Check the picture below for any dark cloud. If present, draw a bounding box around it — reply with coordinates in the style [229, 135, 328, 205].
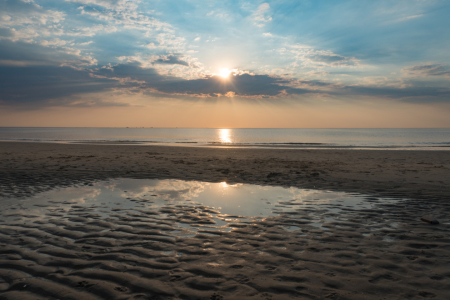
[0, 39, 57, 65]
[98, 62, 161, 81]
[153, 55, 189, 66]
[154, 74, 311, 96]
[294, 79, 332, 87]
[0, 30, 110, 106]
[0, 60, 315, 107]
[97, 64, 312, 97]
[403, 63, 450, 77]
[0, 66, 113, 105]
[308, 54, 347, 63]
[306, 53, 358, 66]
[342, 85, 450, 103]
[0, 39, 92, 66]
[1, 58, 449, 108]
[0, 27, 13, 38]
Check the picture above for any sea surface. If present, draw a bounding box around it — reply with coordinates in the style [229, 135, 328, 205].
[0, 127, 449, 149]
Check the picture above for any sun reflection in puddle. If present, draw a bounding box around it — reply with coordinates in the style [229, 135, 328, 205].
[1, 178, 400, 238]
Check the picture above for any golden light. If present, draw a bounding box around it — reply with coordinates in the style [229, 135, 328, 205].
[219, 128, 232, 143]
[219, 181, 240, 188]
[218, 68, 231, 78]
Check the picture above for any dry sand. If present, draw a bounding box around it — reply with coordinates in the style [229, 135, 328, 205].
[0, 141, 450, 299]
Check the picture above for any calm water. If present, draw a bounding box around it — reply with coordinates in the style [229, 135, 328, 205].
[1, 179, 399, 235]
[0, 127, 449, 148]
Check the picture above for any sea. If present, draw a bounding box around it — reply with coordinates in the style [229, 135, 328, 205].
[0, 127, 449, 149]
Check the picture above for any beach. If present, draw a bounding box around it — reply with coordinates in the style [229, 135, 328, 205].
[2, 141, 450, 199]
[1, 141, 450, 299]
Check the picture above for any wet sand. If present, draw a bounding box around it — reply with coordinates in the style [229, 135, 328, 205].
[1, 141, 450, 299]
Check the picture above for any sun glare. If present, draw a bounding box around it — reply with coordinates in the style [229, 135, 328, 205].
[219, 128, 232, 143]
[218, 68, 231, 78]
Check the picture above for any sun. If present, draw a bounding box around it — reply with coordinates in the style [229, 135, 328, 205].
[218, 68, 232, 78]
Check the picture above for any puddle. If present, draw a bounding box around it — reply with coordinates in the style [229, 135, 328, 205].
[286, 226, 302, 231]
[383, 236, 396, 242]
[0, 178, 400, 237]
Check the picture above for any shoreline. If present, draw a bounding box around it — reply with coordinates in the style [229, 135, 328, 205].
[1, 141, 449, 200]
[1, 139, 450, 151]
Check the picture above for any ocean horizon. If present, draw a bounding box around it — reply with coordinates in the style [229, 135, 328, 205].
[1, 127, 449, 149]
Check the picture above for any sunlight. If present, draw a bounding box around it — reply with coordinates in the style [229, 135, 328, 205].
[219, 128, 232, 143]
[218, 68, 231, 78]
[220, 182, 241, 188]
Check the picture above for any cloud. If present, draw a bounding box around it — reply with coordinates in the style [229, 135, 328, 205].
[0, 59, 316, 107]
[0, 27, 13, 38]
[1, 0, 449, 110]
[94, 62, 312, 97]
[65, 24, 118, 37]
[396, 14, 423, 22]
[65, 0, 139, 11]
[2, 59, 449, 109]
[0, 65, 113, 106]
[115, 54, 202, 79]
[40, 38, 67, 47]
[154, 74, 311, 97]
[289, 44, 360, 68]
[0, 39, 95, 67]
[308, 54, 352, 65]
[402, 63, 450, 77]
[0, 0, 65, 26]
[343, 85, 450, 102]
[152, 55, 189, 67]
[75, 1, 170, 33]
[253, 3, 272, 27]
[148, 33, 186, 51]
[0, 0, 65, 42]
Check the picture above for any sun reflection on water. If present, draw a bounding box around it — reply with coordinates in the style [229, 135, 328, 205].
[219, 128, 232, 143]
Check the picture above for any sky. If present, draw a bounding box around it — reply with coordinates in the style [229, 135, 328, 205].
[0, 0, 449, 128]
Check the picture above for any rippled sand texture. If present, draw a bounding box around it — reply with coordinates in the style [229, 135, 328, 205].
[1, 179, 450, 300]
[1, 142, 450, 299]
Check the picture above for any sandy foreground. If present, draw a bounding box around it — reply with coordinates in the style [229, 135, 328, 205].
[0, 141, 450, 300]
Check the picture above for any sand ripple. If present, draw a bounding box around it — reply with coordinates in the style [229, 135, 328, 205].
[1, 189, 450, 300]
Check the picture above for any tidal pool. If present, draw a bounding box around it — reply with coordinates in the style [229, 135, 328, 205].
[1, 179, 444, 300]
[1, 179, 399, 236]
